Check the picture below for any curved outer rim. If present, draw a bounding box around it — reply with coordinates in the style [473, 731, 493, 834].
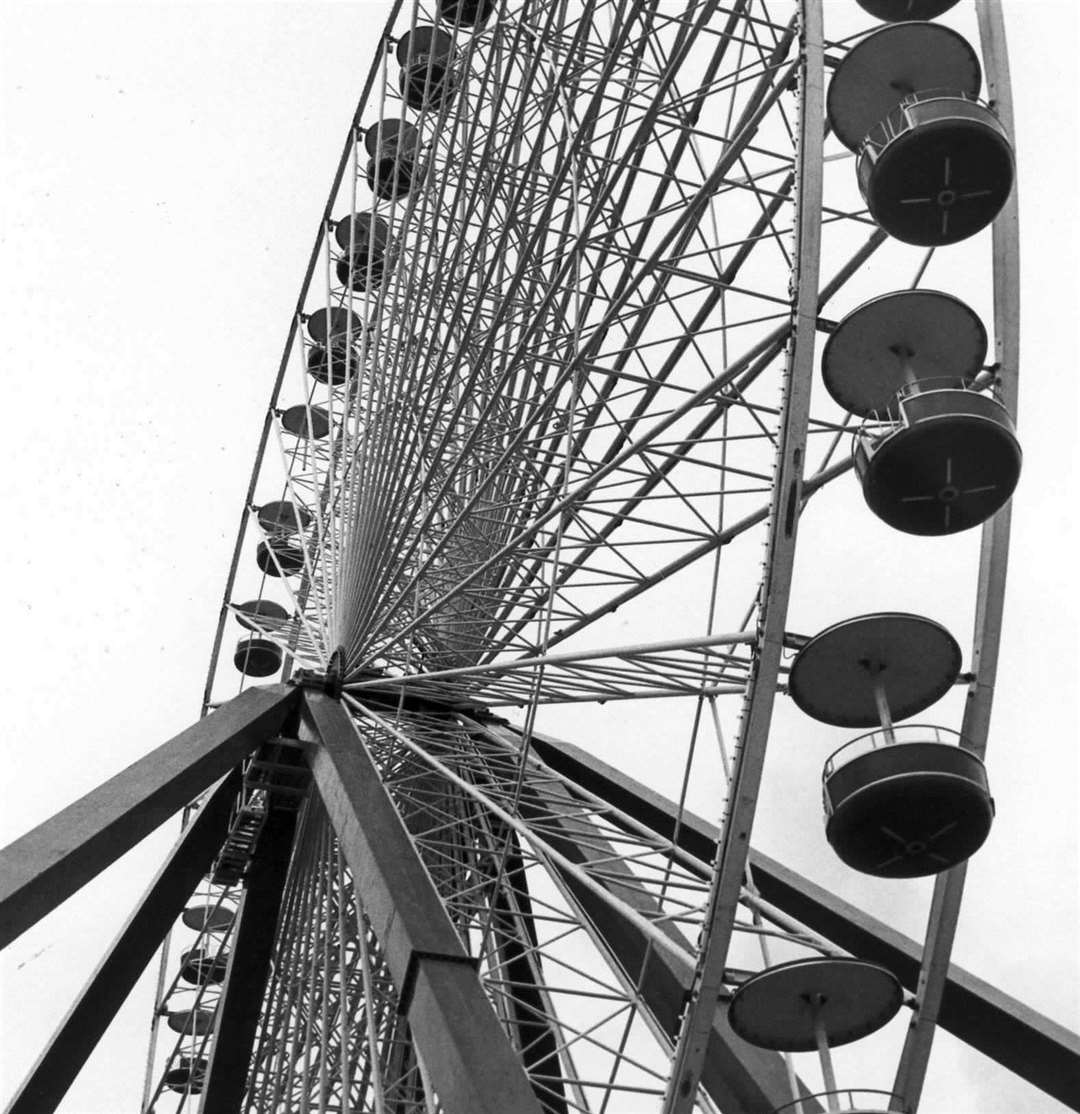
[889, 3, 1019, 1111]
[662, 4, 825, 1110]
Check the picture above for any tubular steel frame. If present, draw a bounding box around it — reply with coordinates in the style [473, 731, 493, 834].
[2, 2, 1066, 1114]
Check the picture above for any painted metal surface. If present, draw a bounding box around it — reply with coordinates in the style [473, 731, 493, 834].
[0, 684, 299, 950]
[302, 692, 545, 1114]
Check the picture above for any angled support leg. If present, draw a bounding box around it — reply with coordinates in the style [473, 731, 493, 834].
[483, 824, 570, 1114]
[300, 692, 545, 1114]
[199, 743, 309, 1114]
[477, 722, 823, 1114]
[5, 768, 243, 1114]
[525, 729, 1080, 1110]
[0, 683, 300, 949]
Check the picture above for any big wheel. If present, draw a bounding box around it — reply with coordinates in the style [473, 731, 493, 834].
[4, 3, 1069, 1114]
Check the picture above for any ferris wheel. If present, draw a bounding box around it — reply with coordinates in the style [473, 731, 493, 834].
[2, 1, 1074, 1113]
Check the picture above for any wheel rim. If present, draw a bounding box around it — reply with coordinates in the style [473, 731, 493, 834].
[164, 3, 1020, 1112]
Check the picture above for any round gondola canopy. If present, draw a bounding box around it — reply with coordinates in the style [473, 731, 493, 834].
[167, 1008, 216, 1036]
[257, 500, 313, 535]
[363, 118, 421, 156]
[827, 23, 981, 151]
[256, 540, 306, 577]
[822, 290, 986, 417]
[281, 405, 330, 439]
[856, 0, 960, 20]
[234, 636, 283, 677]
[181, 903, 237, 932]
[334, 212, 390, 254]
[164, 1057, 208, 1094]
[234, 599, 290, 631]
[788, 612, 961, 727]
[728, 958, 902, 1051]
[396, 25, 455, 66]
[307, 306, 366, 345]
[437, 0, 495, 27]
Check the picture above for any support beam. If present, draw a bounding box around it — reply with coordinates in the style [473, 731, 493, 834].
[0, 684, 300, 950]
[478, 722, 822, 1114]
[5, 770, 242, 1114]
[300, 692, 545, 1114]
[522, 728, 1080, 1110]
[199, 745, 308, 1114]
[485, 827, 570, 1114]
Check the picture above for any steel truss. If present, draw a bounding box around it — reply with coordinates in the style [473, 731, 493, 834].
[3, 1, 1073, 1112]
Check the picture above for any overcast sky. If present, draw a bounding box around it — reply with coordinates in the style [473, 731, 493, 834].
[0, 2, 1076, 1112]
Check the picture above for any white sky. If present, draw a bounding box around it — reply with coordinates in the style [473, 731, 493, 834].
[0, 2, 1077, 1112]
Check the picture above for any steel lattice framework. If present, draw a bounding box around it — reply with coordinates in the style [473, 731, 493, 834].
[3, 3, 1077, 1114]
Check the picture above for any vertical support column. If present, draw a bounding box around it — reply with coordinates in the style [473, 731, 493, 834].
[300, 692, 545, 1114]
